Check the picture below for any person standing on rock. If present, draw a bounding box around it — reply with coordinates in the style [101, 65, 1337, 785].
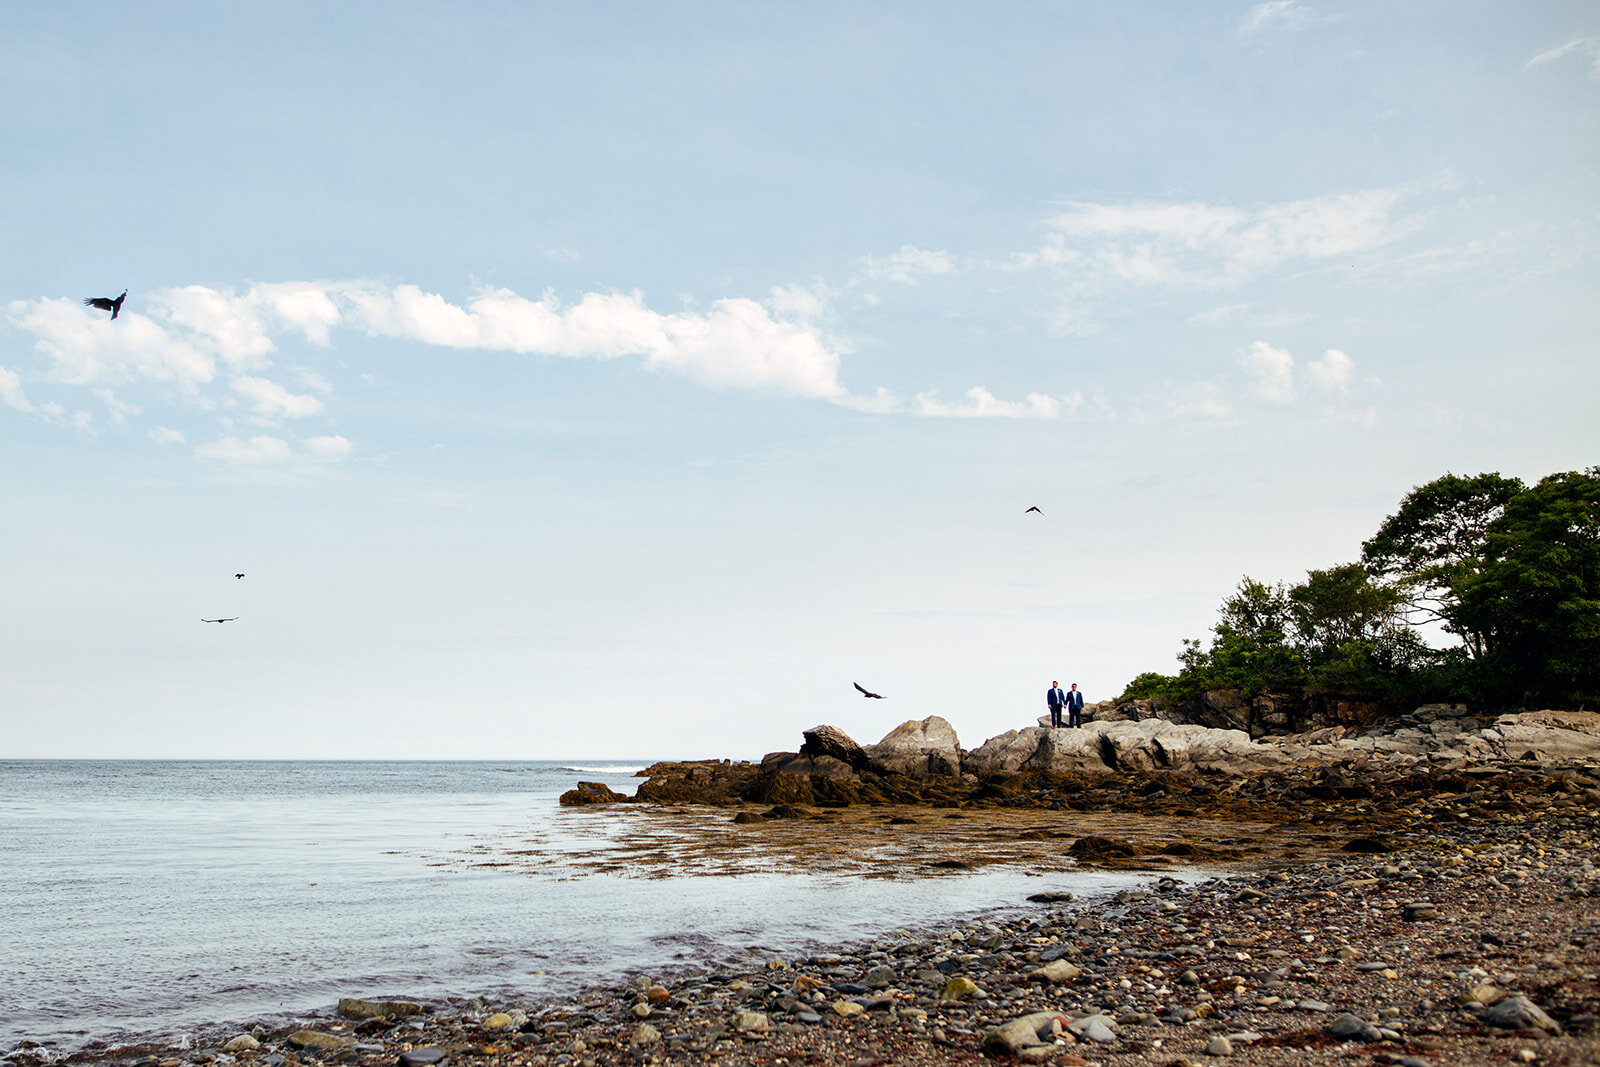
[1066, 683, 1085, 728]
[1047, 681, 1067, 728]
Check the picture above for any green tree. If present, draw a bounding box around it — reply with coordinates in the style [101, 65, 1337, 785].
[1461, 468, 1600, 705]
[1288, 563, 1406, 659]
[1173, 578, 1305, 695]
[1361, 471, 1525, 659]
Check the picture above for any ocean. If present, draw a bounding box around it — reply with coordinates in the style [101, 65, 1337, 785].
[1, 760, 1156, 1050]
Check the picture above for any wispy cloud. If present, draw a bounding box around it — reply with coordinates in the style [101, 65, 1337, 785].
[858, 245, 955, 285]
[912, 387, 1080, 420]
[1240, 1, 1342, 36]
[1025, 188, 1410, 287]
[1524, 37, 1600, 78]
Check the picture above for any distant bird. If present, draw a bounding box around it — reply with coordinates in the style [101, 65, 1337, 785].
[1024, 506, 1042, 514]
[83, 291, 127, 320]
[234, 573, 245, 579]
[201, 617, 239, 624]
[854, 682, 885, 699]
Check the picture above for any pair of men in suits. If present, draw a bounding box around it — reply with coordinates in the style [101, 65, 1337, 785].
[1046, 681, 1084, 728]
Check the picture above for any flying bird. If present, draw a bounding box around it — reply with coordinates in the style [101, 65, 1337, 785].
[234, 573, 245, 579]
[1024, 506, 1042, 514]
[83, 291, 127, 320]
[854, 682, 885, 699]
[201, 617, 240, 624]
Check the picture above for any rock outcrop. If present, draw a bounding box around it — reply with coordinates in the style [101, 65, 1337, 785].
[596, 708, 1600, 812]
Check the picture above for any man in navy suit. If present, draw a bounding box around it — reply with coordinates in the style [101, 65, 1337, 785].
[1046, 681, 1066, 728]
[1065, 683, 1085, 728]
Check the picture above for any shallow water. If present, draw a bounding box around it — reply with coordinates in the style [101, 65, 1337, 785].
[1, 760, 1163, 1050]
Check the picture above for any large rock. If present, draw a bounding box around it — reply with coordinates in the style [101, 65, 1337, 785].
[1493, 712, 1600, 762]
[964, 728, 1045, 775]
[866, 716, 963, 776]
[800, 725, 869, 768]
[1026, 725, 1116, 773]
[558, 781, 628, 806]
[981, 1012, 1067, 1055]
[749, 752, 863, 805]
[337, 996, 423, 1019]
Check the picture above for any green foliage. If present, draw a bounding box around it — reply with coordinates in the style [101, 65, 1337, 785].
[1116, 671, 1180, 702]
[1120, 467, 1600, 712]
[1361, 471, 1524, 658]
[1460, 467, 1600, 706]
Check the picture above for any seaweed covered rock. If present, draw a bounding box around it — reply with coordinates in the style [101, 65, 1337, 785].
[558, 781, 629, 805]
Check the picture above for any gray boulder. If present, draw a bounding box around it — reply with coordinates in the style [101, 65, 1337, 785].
[1482, 995, 1561, 1033]
[866, 716, 962, 776]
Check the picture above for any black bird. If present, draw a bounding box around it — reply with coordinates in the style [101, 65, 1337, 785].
[1025, 506, 1042, 514]
[84, 291, 127, 320]
[234, 573, 245, 579]
[201, 617, 240, 624]
[854, 682, 885, 699]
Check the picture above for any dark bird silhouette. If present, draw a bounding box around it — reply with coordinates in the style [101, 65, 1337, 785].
[854, 682, 885, 699]
[84, 291, 127, 320]
[234, 573, 245, 579]
[1024, 506, 1042, 514]
[201, 617, 239, 624]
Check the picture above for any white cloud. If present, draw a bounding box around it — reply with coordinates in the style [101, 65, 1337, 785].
[0, 366, 32, 412]
[305, 435, 352, 459]
[859, 245, 955, 285]
[8, 278, 1079, 435]
[1241, 1, 1341, 35]
[1240, 341, 1296, 403]
[1524, 37, 1600, 78]
[337, 283, 850, 399]
[8, 297, 215, 387]
[1187, 302, 1252, 326]
[231, 375, 325, 420]
[1140, 382, 1233, 422]
[1033, 188, 1410, 288]
[93, 388, 140, 424]
[195, 432, 351, 469]
[149, 426, 186, 446]
[1306, 348, 1353, 392]
[912, 387, 1079, 420]
[196, 434, 293, 465]
[764, 283, 829, 322]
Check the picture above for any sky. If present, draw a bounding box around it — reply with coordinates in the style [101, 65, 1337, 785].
[2, 1, 1597, 760]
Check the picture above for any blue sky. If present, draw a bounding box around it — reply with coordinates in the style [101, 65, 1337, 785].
[3, 2, 1597, 759]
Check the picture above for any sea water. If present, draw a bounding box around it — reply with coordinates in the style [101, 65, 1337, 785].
[1, 760, 1157, 1049]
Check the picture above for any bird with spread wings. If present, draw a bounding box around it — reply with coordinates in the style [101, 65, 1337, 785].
[83, 291, 127, 320]
[201, 617, 240, 624]
[854, 682, 885, 699]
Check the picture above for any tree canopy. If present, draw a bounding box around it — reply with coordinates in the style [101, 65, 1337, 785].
[1121, 467, 1599, 711]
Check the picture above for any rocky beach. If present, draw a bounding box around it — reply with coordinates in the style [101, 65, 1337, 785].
[10, 705, 1600, 1067]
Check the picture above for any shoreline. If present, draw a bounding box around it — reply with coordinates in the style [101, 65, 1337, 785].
[15, 771, 1599, 1067]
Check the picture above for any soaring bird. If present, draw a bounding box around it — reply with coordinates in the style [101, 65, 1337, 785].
[234, 573, 245, 579]
[83, 291, 127, 320]
[201, 617, 240, 624]
[854, 682, 885, 699]
[1025, 506, 1042, 514]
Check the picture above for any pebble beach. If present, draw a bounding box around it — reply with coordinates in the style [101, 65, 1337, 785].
[15, 731, 1599, 1067]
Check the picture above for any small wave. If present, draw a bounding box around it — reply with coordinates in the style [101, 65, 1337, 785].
[560, 765, 648, 774]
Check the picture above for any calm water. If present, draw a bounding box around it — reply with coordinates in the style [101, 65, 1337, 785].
[1, 760, 1155, 1050]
